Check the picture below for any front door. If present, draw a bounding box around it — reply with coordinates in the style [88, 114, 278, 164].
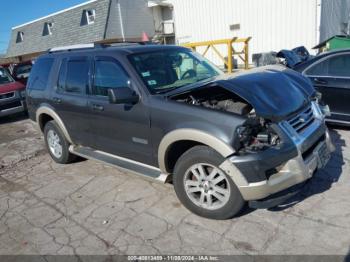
[87, 56, 153, 165]
[304, 53, 350, 122]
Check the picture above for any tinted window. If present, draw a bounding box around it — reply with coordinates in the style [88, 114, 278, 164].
[57, 58, 89, 94]
[93, 60, 129, 96]
[27, 58, 54, 90]
[305, 60, 328, 76]
[328, 54, 350, 77]
[305, 54, 350, 77]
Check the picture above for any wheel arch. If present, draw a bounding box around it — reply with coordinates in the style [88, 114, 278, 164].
[158, 128, 235, 173]
[36, 106, 73, 144]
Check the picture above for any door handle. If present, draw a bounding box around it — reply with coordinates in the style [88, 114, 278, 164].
[92, 104, 104, 111]
[314, 78, 327, 85]
[53, 97, 62, 104]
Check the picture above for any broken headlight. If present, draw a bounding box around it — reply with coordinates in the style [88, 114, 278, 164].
[234, 117, 280, 153]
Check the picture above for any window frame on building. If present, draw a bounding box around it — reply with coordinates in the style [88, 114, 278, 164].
[16, 31, 24, 43]
[81, 9, 96, 26]
[43, 22, 54, 36]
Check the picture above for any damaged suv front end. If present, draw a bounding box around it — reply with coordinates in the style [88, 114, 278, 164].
[130, 46, 334, 217]
[228, 100, 333, 207]
[158, 62, 334, 209]
[196, 67, 336, 207]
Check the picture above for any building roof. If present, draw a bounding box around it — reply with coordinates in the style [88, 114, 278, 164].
[12, 0, 98, 30]
[6, 0, 156, 59]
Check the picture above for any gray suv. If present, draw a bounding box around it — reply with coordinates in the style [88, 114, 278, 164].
[26, 43, 334, 219]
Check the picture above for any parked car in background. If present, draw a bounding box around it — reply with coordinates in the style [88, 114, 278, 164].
[293, 49, 350, 125]
[27, 43, 333, 219]
[12, 62, 33, 85]
[0, 66, 26, 117]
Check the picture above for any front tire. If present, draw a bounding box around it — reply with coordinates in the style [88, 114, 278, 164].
[44, 120, 76, 164]
[173, 146, 245, 219]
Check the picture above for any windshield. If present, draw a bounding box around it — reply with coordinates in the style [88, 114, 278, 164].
[0, 68, 14, 85]
[129, 49, 223, 94]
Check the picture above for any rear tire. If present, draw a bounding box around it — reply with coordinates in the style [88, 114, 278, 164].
[173, 145, 245, 220]
[44, 120, 76, 164]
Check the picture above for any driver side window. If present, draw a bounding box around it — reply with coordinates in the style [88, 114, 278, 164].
[92, 59, 130, 97]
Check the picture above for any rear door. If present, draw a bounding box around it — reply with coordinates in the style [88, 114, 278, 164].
[51, 56, 91, 146]
[304, 52, 350, 122]
[87, 56, 153, 165]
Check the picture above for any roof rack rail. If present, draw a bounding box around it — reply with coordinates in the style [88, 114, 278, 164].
[48, 41, 157, 53]
[48, 43, 103, 53]
[100, 41, 155, 47]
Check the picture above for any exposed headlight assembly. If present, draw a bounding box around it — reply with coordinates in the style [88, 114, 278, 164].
[234, 117, 280, 153]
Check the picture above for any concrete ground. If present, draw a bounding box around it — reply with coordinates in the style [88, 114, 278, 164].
[0, 114, 350, 256]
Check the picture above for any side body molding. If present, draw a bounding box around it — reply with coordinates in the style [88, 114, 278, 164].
[158, 128, 235, 173]
[36, 106, 73, 144]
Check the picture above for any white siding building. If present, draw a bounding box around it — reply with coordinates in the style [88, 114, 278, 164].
[157, 0, 350, 65]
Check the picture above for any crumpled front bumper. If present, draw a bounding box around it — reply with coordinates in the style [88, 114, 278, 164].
[237, 129, 333, 200]
[220, 103, 335, 202]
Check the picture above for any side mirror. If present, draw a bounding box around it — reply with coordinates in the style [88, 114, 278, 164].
[108, 87, 139, 104]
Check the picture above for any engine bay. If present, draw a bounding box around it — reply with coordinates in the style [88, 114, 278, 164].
[170, 85, 280, 153]
[170, 86, 254, 116]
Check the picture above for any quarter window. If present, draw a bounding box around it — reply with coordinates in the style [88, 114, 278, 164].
[92, 59, 130, 97]
[27, 58, 54, 90]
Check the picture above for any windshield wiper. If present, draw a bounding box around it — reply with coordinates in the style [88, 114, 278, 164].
[154, 86, 185, 94]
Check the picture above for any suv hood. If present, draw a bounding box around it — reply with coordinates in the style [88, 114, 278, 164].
[168, 65, 315, 122]
[0, 81, 25, 94]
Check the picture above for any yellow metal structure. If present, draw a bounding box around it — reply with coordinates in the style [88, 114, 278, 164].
[182, 37, 251, 72]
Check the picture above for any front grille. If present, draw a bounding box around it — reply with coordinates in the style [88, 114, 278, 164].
[0, 101, 21, 111]
[288, 105, 315, 133]
[0, 92, 15, 100]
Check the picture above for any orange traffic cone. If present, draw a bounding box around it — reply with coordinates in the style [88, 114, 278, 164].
[141, 31, 150, 42]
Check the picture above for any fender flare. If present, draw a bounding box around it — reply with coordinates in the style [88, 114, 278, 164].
[158, 128, 235, 173]
[36, 106, 73, 144]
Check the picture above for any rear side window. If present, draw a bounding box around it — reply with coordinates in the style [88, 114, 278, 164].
[57, 58, 89, 94]
[328, 54, 350, 77]
[27, 58, 54, 90]
[305, 54, 350, 77]
[305, 60, 328, 76]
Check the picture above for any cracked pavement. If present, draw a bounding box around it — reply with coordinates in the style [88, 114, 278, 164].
[0, 115, 350, 256]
